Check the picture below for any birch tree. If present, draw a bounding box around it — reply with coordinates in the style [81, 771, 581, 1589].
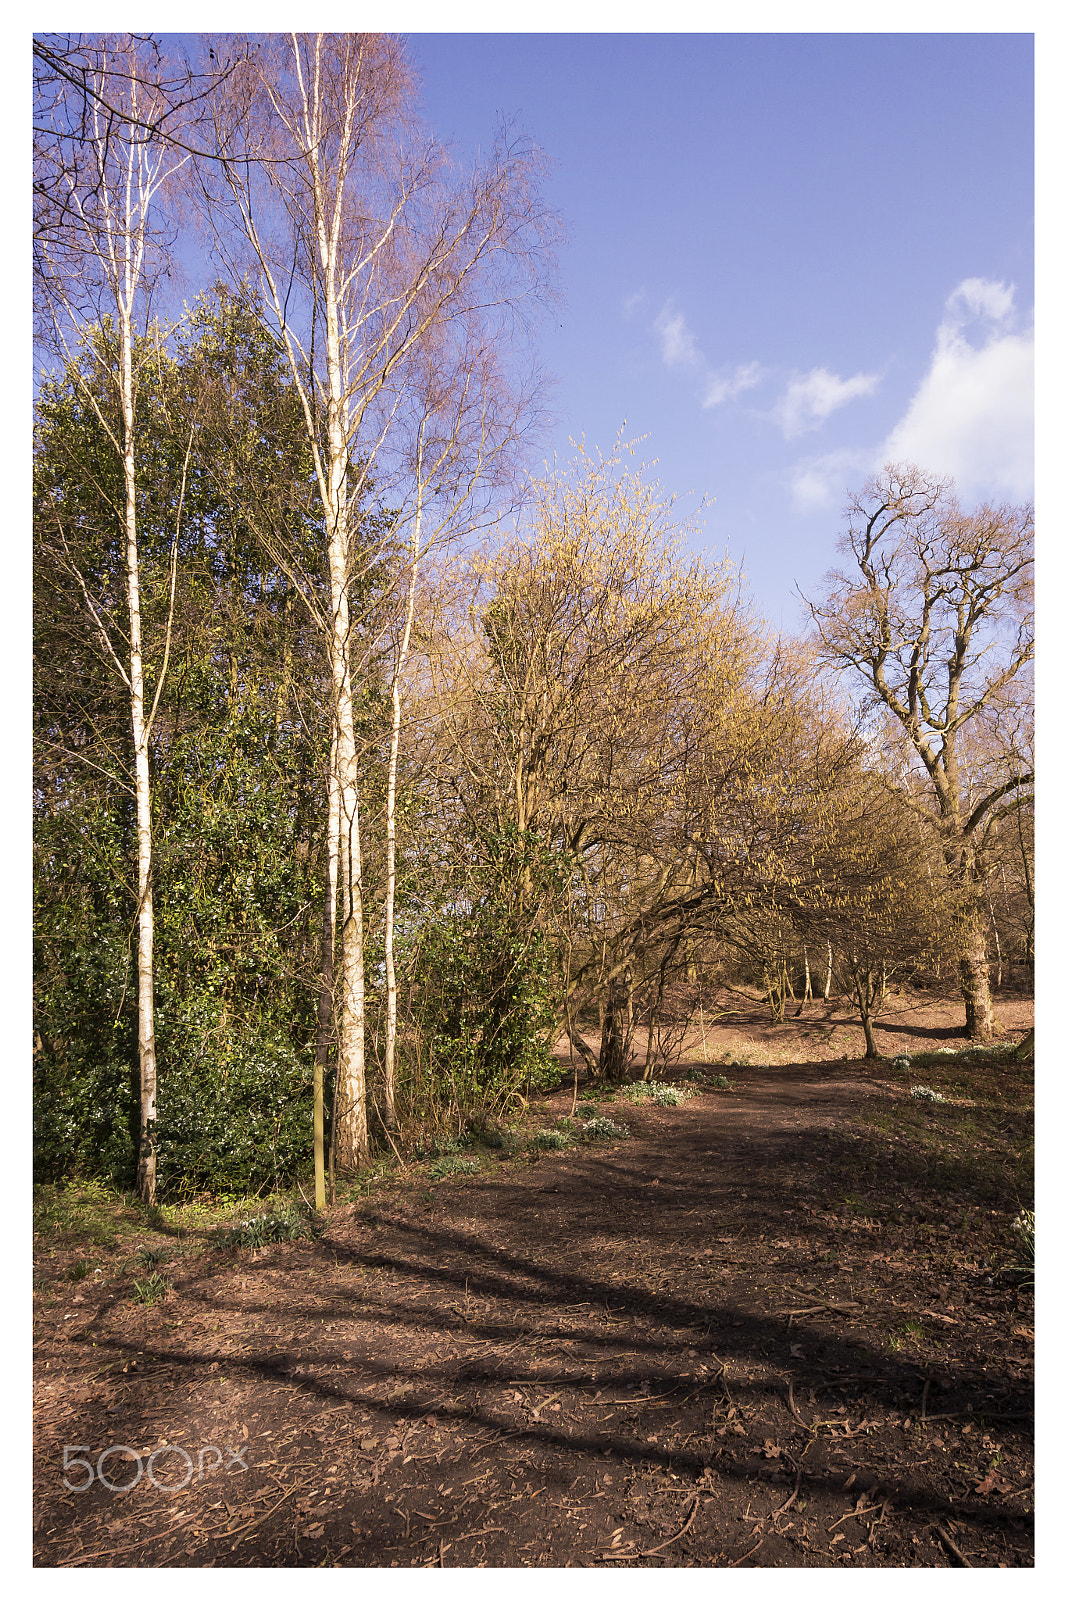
[203, 32, 554, 1170]
[807, 465, 1033, 1040]
[34, 35, 193, 1203]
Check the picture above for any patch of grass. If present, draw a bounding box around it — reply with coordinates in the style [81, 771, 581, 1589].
[131, 1270, 169, 1306]
[427, 1155, 480, 1180]
[33, 1178, 145, 1250]
[213, 1202, 321, 1251]
[65, 1258, 92, 1282]
[705, 1074, 734, 1091]
[886, 1319, 929, 1353]
[135, 1243, 171, 1269]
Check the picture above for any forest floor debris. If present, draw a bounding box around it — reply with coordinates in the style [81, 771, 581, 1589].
[33, 990, 1034, 1568]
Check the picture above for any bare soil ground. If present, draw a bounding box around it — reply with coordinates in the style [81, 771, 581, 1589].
[33, 989, 1034, 1568]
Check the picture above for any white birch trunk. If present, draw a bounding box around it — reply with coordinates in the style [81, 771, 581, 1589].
[383, 433, 425, 1131]
[314, 730, 340, 1209]
[122, 298, 158, 1205]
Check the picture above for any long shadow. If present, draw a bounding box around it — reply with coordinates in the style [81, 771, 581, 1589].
[69, 1314, 1031, 1568]
[873, 1019, 968, 1042]
[48, 1105, 1031, 1568]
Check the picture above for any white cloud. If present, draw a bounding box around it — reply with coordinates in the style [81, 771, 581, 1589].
[703, 361, 763, 409]
[653, 300, 763, 412]
[945, 277, 1015, 326]
[790, 448, 872, 514]
[622, 289, 646, 320]
[883, 279, 1033, 500]
[654, 303, 700, 368]
[774, 366, 881, 440]
[788, 278, 1034, 514]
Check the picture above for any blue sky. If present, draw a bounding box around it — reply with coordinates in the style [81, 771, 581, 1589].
[407, 29, 1034, 629]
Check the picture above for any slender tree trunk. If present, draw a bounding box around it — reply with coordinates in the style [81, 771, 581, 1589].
[332, 607, 369, 1170]
[314, 731, 339, 1210]
[384, 435, 425, 1133]
[860, 984, 878, 1060]
[642, 957, 670, 1081]
[796, 946, 812, 1016]
[121, 309, 158, 1206]
[323, 212, 369, 1168]
[823, 943, 833, 1001]
[763, 966, 785, 1022]
[988, 900, 1002, 989]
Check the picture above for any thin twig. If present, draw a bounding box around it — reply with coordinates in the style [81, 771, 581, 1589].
[786, 1378, 811, 1430]
[774, 1459, 802, 1520]
[785, 1301, 862, 1317]
[728, 1537, 764, 1567]
[828, 1501, 886, 1530]
[920, 1377, 931, 1421]
[643, 1496, 700, 1555]
[232, 1481, 302, 1548]
[935, 1524, 973, 1567]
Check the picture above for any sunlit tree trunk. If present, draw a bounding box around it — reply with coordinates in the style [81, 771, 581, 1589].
[859, 972, 878, 1059]
[314, 732, 339, 1209]
[383, 432, 425, 1132]
[122, 306, 159, 1204]
[959, 916, 996, 1043]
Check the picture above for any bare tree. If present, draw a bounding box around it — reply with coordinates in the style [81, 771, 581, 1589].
[807, 464, 1033, 1040]
[34, 35, 195, 1202]
[201, 32, 556, 1172]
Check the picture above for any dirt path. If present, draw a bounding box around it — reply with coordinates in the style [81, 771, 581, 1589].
[34, 1020, 1034, 1570]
